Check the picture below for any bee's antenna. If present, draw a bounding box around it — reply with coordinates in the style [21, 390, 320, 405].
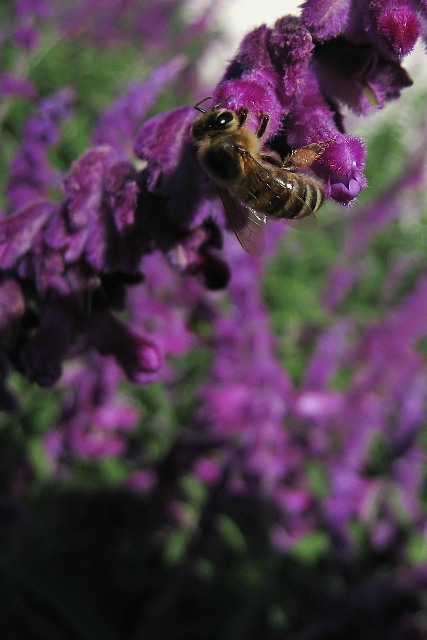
[193, 95, 235, 113]
[212, 94, 234, 110]
[193, 96, 213, 113]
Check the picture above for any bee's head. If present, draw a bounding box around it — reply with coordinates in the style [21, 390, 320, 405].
[191, 108, 238, 141]
[191, 95, 239, 141]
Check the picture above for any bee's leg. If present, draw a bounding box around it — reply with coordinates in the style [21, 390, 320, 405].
[284, 141, 333, 169]
[238, 108, 249, 128]
[259, 153, 283, 167]
[256, 114, 269, 138]
[280, 157, 297, 170]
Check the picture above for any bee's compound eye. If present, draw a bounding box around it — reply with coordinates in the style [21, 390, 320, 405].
[216, 111, 234, 127]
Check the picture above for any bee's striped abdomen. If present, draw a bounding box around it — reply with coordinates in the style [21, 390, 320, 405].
[262, 172, 324, 220]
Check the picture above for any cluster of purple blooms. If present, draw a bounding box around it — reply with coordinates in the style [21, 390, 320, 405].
[1, 0, 427, 634]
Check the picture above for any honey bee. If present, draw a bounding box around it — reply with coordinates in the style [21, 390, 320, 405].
[191, 96, 330, 256]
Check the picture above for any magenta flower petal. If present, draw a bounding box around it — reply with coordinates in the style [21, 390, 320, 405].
[63, 145, 113, 230]
[314, 136, 367, 202]
[134, 106, 194, 196]
[0, 201, 53, 269]
[376, 4, 420, 57]
[301, 0, 352, 40]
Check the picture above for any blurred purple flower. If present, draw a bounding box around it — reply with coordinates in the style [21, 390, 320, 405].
[6, 88, 75, 210]
[190, 242, 321, 544]
[193, 458, 222, 486]
[44, 354, 140, 464]
[14, 0, 51, 21]
[311, 270, 427, 546]
[0, 74, 36, 100]
[10, 0, 52, 50]
[303, 319, 352, 390]
[344, 154, 426, 255]
[126, 469, 158, 493]
[56, 0, 218, 52]
[323, 262, 362, 311]
[93, 56, 187, 157]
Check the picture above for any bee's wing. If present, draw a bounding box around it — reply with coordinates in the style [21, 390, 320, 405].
[282, 209, 318, 230]
[243, 152, 318, 224]
[218, 187, 266, 257]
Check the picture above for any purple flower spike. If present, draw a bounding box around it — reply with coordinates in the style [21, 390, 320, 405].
[0, 1, 424, 424]
[134, 9, 422, 232]
[61, 145, 127, 272]
[304, 320, 351, 390]
[25, 87, 74, 145]
[12, 0, 51, 51]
